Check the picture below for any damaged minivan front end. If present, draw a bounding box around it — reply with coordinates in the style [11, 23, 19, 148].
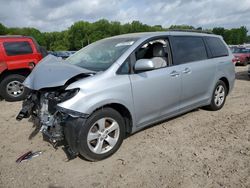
[16, 55, 94, 158]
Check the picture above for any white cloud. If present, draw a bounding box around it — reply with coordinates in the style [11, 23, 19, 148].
[0, 0, 249, 32]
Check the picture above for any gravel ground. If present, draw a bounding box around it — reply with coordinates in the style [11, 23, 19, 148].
[0, 66, 249, 188]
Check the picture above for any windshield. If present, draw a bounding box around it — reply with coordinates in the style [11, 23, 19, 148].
[66, 37, 138, 71]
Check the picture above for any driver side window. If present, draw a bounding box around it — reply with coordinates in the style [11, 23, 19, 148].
[135, 38, 171, 69]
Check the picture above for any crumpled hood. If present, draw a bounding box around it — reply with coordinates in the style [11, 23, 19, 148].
[24, 55, 94, 90]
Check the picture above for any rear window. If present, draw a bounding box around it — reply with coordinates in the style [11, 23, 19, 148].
[3, 41, 33, 56]
[171, 36, 208, 65]
[232, 48, 249, 54]
[205, 37, 229, 58]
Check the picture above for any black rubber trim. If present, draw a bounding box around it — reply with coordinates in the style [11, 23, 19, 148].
[63, 117, 87, 157]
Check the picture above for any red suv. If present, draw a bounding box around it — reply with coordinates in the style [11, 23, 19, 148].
[0, 36, 47, 101]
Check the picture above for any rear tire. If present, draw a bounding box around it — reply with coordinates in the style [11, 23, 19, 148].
[0, 74, 29, 102]
[78, 108, 125, 161]
[206, 80, 228, 111]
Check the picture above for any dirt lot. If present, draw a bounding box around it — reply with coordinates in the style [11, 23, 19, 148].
[0, 66, 249, 188]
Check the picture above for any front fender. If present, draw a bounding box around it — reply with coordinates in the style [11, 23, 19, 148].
[59, 90, 133, 112]
[57, 75, 135, 123]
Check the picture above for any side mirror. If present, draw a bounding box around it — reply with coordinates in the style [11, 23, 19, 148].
[134, 59, 155, 72]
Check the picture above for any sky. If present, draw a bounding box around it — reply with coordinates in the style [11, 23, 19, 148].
[0, 0, 250, 32]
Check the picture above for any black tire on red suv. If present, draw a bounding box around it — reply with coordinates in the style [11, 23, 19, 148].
[0, 74, 30, 102]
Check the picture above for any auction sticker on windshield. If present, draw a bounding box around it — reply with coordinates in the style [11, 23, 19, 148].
[115, 41, 135, 47]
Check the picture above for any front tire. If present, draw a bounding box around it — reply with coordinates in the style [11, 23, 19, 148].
[0, 74, 29, 102]
[78, 108, 125, 161]
[206, 80, 228, 111]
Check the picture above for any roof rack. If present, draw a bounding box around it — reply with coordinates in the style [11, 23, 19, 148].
[167, 29, 213, 34]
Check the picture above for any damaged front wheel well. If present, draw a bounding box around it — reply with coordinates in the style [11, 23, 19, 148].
[94, 103, 133, 134]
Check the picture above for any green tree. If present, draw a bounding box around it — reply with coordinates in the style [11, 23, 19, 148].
[212, 27, 225, 38]
[7, 27, 46, 46]
[68, 21, 93, 50]
[222, 26, 248, 44]
[43, 31, 69, 51]
[0, 23, 7, 35]
[169, 25, 195, 30]
[246, 35, 250, 43]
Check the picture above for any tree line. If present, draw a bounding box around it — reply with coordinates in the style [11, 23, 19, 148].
[0, 20, 249, 51]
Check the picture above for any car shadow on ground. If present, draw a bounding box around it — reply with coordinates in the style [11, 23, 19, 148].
[235, 70, 250, 81]
[126, 108, 200, 138]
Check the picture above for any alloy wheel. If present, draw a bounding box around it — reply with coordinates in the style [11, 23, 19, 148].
[214, 85, 225, 107]
[87, 117, 120, 154]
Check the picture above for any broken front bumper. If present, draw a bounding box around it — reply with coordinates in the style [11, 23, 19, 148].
[16, 94, 89, 160]
[16, 95, 37, 121]
[63, 116, 87, 159]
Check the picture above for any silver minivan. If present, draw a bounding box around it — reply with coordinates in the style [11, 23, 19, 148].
[17, 32, 235, 161]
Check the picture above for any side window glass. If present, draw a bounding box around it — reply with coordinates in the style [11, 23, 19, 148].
[117, 58, 130, 74]
[205, 37, 229, 58]
[171, 36, 208, 65]
[3, 41, 33, 56]
[135, 39, 170, 69]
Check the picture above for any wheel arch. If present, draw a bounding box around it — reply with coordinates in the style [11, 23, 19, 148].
[219, 77, 229, 95]
[0, 68, 31, 82]
[92, 103, 133, 134]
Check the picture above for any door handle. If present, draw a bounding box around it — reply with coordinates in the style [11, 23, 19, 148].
[170, 71, 180, 77]
[183, 68, 191, 74]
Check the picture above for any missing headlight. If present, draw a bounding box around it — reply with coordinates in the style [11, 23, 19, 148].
[44, 88, 79, 114]
[56, 106, 88, 118]
[57, 88, 80, 103]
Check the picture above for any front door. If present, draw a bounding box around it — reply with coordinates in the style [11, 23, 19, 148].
[130, 66, 181, 126]
[129, 37, 182, 127]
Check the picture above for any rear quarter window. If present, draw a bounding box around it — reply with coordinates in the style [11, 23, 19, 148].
[3, 41, 33, 56]
[205, 37, 229, 58]
[171, 36, 208, 65]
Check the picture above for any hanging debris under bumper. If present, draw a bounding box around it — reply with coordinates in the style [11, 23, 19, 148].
[16, 91, 89, 160]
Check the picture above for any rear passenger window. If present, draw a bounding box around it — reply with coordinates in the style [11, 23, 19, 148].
[205, 37, 229, 58]
[171, 36, 207, 65]
[3, 41, 33, 56]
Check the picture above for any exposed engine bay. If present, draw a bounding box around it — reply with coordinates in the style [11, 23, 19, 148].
[16, 86, 85, 158]
[15, 55, 98, 159]
[17, 88, 77, 136]
[16, 68, 93, 159]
